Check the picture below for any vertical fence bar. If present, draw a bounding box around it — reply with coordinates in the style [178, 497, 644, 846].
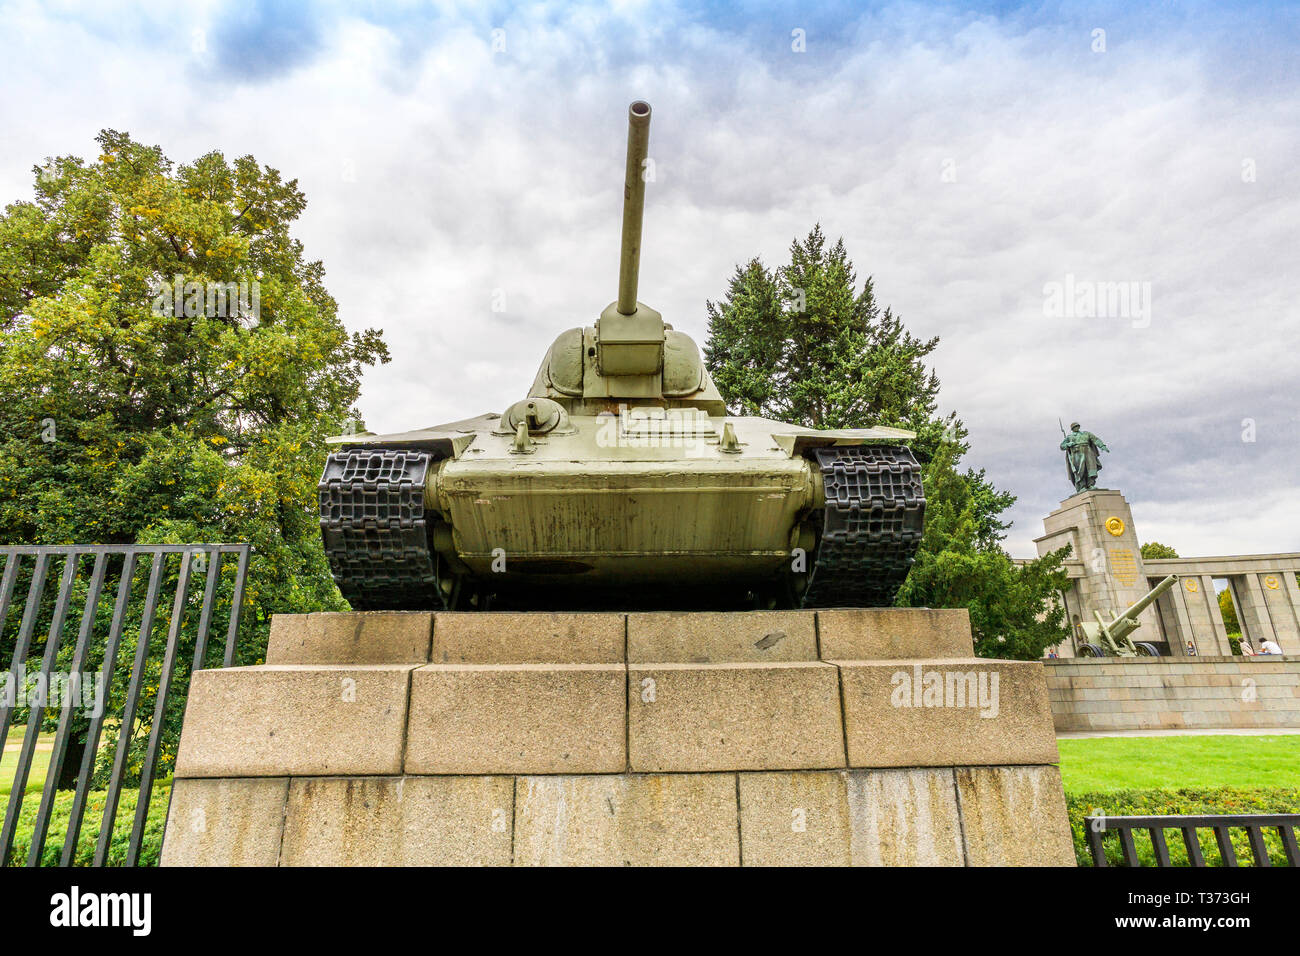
[1246, 826, 1271, 867]
[222, 546, 251, 667]
[1117, 827, 1140, 867]
[94, 551, 166, 866]
[1182, 827, 1206, 867]
[1214, 826, 1239, 866]
[1086, 821, 1107, 867]
[1148, 828, 1171, 867]
[1278, 825, 1299, 865]
[190, 548, 222, 672]
[126, 554, 193, 866]
[0, 551, 51, 757]
[62, 550, 138, 866]
[0, 552, 20, 642]
[28, 551, 107, 865]
[0, 553, 79, 865]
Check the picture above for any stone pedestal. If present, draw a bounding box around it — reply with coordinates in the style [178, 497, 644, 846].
[1036, 489, 1165, 651]
[162, 609, 1075, 867]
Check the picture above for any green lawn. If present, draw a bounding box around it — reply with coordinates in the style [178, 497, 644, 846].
[1058, 734, 1300, 792]
[0, 728, 55, 798]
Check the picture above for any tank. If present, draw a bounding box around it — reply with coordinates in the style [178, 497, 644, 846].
[319, 101, 926, 611]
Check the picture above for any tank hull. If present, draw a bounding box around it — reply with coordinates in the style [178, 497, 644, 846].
[435, 416, 812, 588]
[320, 413, 924, 611]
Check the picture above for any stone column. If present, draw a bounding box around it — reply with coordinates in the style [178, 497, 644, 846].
[1282, 572, 1300, 654]
[1036, 489, 1160, 642]
[1238, 574, 1280, 648]
[1166, 578, 1197, 656]
[1261, 571, 1300, 653]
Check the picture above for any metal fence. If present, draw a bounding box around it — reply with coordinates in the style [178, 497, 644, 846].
[1086, 813, 1300, 866]
[0, 543, 250, 867]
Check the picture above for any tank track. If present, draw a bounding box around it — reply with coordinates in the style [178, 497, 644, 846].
[319, 448, 446, 610]
[798, 445, 925, 608]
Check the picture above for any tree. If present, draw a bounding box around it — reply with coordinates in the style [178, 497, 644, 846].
[704, 226, 1069, 658]
[1141, 542, 1179, 559]
[0, 130, 388, 780]
[1219, 587, 1240, 634]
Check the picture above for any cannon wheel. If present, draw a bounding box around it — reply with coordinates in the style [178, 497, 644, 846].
[1077, 643, 1107, 658]
[1135, 642, 1161, 657]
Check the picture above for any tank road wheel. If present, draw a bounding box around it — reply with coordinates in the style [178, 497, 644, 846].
[1077, 643, 1107, 658]
[318, 447, 450, 610]
[796, 444, 926, 608]
[1136, 642, 1161, 657]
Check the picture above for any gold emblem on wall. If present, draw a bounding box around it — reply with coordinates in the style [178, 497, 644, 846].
[1109, 548, 1138, 586]
[1264, 575, 1280, 590]
[1104, 517, 1125, 536]
[1184, 579, 1199, 593]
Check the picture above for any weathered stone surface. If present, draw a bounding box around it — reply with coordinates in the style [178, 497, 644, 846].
[266, 612, 432, 664]
[956, 765, 1076, 866]
[174, 665, 415, 777]
[433, 612, 624, 664]
[161, 777, 288, 866]
[628, 611, 817, 663]
[513, 774, 739, 866]
[628, 662, 844, 772]
[836, 659, 1058, 767]
[817, 608, 973, 660]
[279, 776, 514, 866]
[406, 663, 626, 774]
[738, 772, 851, 865]
[846, 768, 964, 866]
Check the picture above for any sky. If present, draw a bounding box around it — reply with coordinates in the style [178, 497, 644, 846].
[1, 0, 1297, 558]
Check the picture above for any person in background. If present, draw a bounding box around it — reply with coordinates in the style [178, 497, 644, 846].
[1240, 641, 1255, 656]
[1259, 639, 1283, 655]
[1186, 641, 1197, 656]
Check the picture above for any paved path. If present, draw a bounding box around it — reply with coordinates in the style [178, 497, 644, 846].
[1058, 728, 1300, 739]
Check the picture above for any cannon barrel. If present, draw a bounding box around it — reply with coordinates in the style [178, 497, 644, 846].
[1122, 574, 1179, 621]
[616, 101, 652, 315]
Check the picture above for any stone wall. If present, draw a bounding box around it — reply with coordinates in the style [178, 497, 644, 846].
[1045, 656, 1300, 732]
[162, 609, 1076, 866]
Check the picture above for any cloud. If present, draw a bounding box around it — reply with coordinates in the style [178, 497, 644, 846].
[0, 0, 1296, 558]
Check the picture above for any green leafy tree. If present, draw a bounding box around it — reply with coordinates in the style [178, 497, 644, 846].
[704, 226, 1069, 658]
[1219, 587, 1240, 634]
[0, 130, 388, 781]
[1140, 542, 1179, 559]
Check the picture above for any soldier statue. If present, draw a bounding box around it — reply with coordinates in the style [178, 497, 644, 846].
[1060, 421, 1109, 493]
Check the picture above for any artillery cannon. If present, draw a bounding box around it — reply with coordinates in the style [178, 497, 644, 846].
[1076, 574, 1179, 657]
[318, 102, 926, 611]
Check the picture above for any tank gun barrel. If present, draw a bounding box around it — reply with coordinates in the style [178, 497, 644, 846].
[616, 101, 652, 315]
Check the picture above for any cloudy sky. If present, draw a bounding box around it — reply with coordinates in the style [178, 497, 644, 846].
[2, 0, 1296, 558]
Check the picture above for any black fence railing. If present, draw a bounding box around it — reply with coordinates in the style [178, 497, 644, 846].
[0, 543, 250, 866]
[1086, 813, 1300, 867]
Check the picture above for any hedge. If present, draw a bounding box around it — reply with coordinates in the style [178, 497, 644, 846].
[1067, 787, 1300, 866]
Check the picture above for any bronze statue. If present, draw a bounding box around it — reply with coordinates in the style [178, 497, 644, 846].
[1060, 421, 1109, 493]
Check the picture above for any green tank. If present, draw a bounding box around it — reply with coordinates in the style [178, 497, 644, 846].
[319, 101, 925, 611]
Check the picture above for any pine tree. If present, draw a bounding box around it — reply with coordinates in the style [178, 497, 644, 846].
[703, 225, 1070, 658]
